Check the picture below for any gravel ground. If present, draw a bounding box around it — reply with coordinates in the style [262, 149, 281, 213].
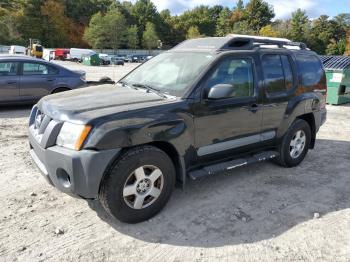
[52, 60, 140, 81]
[0, 63, 349, 261]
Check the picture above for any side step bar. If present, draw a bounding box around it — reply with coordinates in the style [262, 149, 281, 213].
[189, 151, 278, 180]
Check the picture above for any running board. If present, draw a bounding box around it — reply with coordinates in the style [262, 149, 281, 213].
[189, 151, 278, 180]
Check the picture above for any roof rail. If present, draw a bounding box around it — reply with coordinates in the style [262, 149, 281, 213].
[171, 35, 308, 52]
[224, 34, 307, 50]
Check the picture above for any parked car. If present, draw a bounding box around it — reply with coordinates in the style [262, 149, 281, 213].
[0, 55, 86, 104]
[111, 56, 125, 65]
[130, 55, 141, 63]
[124, 55, 132, 63]
[69, 48, 96, 62]
[116, 56, 126, 61]
[99, 54, 111, 65]
[28, 35, 327, 223]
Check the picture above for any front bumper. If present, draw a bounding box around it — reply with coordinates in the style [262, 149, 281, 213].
[28, 122, 120, 199]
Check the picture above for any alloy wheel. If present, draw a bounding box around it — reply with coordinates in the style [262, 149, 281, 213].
[123, 165, 164, 209]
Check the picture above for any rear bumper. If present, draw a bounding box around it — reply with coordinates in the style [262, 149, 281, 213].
[29, 130, 120, 199]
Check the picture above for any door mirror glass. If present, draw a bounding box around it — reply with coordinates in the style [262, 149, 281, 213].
[208, 84, 236, 100]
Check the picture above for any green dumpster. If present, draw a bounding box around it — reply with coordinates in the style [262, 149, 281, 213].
[82, 54, 101, 66]
[320, 55, 350, 105]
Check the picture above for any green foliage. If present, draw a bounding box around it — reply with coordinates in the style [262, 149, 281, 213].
[143, 22, 159, 50]
[132, 0, 159, 43]
[273, 19, 292, 38]
[84, 10, 126, 50]
[177, 5, 223, 38]
[127, 25, 139, 50]
[186, 26, 203, 39]
[290, 9, 309, 42]
[84, 12, 106, 49]
[105, 10, 127, 50]
[157, 9, 174, 48]
[237, 0, 244, 10]
[216, 7, 232, 36]
[242, 0, 275, 33]
[64, 0, 113, 24]
[259, 25, 277, 37]
[0, 7, 24, 45]
[326, 39, 346, 55]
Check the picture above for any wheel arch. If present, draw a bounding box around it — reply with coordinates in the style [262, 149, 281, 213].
[147, 141, 186, 188]
[297, 113, 316, 149]
[51, 86, 71, 94]
[98, 141, 186, 195]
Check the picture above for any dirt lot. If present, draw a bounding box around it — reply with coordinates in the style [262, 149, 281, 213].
[0, 63, 349, 261]
[53, 60, 140, 81]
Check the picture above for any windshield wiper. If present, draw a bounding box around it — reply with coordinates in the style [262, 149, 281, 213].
[118, 81, 129, 87]
[132, 83, 168, 99]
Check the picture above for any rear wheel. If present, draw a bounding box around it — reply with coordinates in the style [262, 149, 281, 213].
[52, 87, 70, 94]
[275, 119, 311, 167]
[99, 146, 176, 223]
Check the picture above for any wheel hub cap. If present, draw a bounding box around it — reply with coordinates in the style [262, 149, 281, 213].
[123, 165, 164, 210]
[289, 130, 306, 159]
[136, 178, 151, 194]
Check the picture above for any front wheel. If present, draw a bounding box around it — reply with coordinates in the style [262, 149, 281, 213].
[275, 119, 311, 167]
[99, 146, 176, 223]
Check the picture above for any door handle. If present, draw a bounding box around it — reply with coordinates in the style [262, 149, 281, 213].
[248, 103, 259, 113]
[47, 78, 55, 82]
[7, 81, 17, 85]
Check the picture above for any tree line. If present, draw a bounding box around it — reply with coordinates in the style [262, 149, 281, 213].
[0, 0, 349, 55]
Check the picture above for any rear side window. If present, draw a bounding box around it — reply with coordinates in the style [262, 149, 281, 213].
[262, 54, 294, 94]
[281, 55, 293, 90]
[23, 63, 58, 75]
[296, 55, 324, 88]
[0, 62, 19, 76]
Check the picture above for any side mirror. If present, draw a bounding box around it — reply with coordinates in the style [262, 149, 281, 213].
[207, 84, 235, 100]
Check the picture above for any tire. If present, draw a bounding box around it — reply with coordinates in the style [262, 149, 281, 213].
[52, 87, 70, 94]
[99, 146, 176, 223]
[99, 77, 113, 84]
[275, 119, 311, 167]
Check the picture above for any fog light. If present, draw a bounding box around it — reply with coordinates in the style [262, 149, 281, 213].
[57, 168, 71, 188]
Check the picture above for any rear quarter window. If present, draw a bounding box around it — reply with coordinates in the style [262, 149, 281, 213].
[296, 55, 324, 89]
[261, 54, 294, 94]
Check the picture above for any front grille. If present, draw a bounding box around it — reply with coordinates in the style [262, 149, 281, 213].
[29, 105, 62, 148]
[34, 109, 51, 135]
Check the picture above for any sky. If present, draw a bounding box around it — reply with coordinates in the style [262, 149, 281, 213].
[145, 0, 350, 19]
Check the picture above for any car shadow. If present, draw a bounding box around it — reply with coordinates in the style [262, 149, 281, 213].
[0, 105, 32, 119]
[88, 138, 350, 247]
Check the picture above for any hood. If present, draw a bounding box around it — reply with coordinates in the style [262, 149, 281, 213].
[38, 84, 172, 123]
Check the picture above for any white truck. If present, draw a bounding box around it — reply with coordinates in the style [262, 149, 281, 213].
[9, 45, 26, 55]
[69, 48, 96, 62]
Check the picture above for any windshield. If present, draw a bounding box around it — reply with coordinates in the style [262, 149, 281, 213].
[121, 52, 214, 97]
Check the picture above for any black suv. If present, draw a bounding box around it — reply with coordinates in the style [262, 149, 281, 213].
[28, 36, 327, 223]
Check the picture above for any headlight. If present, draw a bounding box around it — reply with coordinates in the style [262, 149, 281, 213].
[56, 122, 91, 150]
[80, 74, 86, 82]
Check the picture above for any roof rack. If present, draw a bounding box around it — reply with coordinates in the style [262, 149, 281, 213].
[172, 35, 308, 52]
[224, 35, 307, 50]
